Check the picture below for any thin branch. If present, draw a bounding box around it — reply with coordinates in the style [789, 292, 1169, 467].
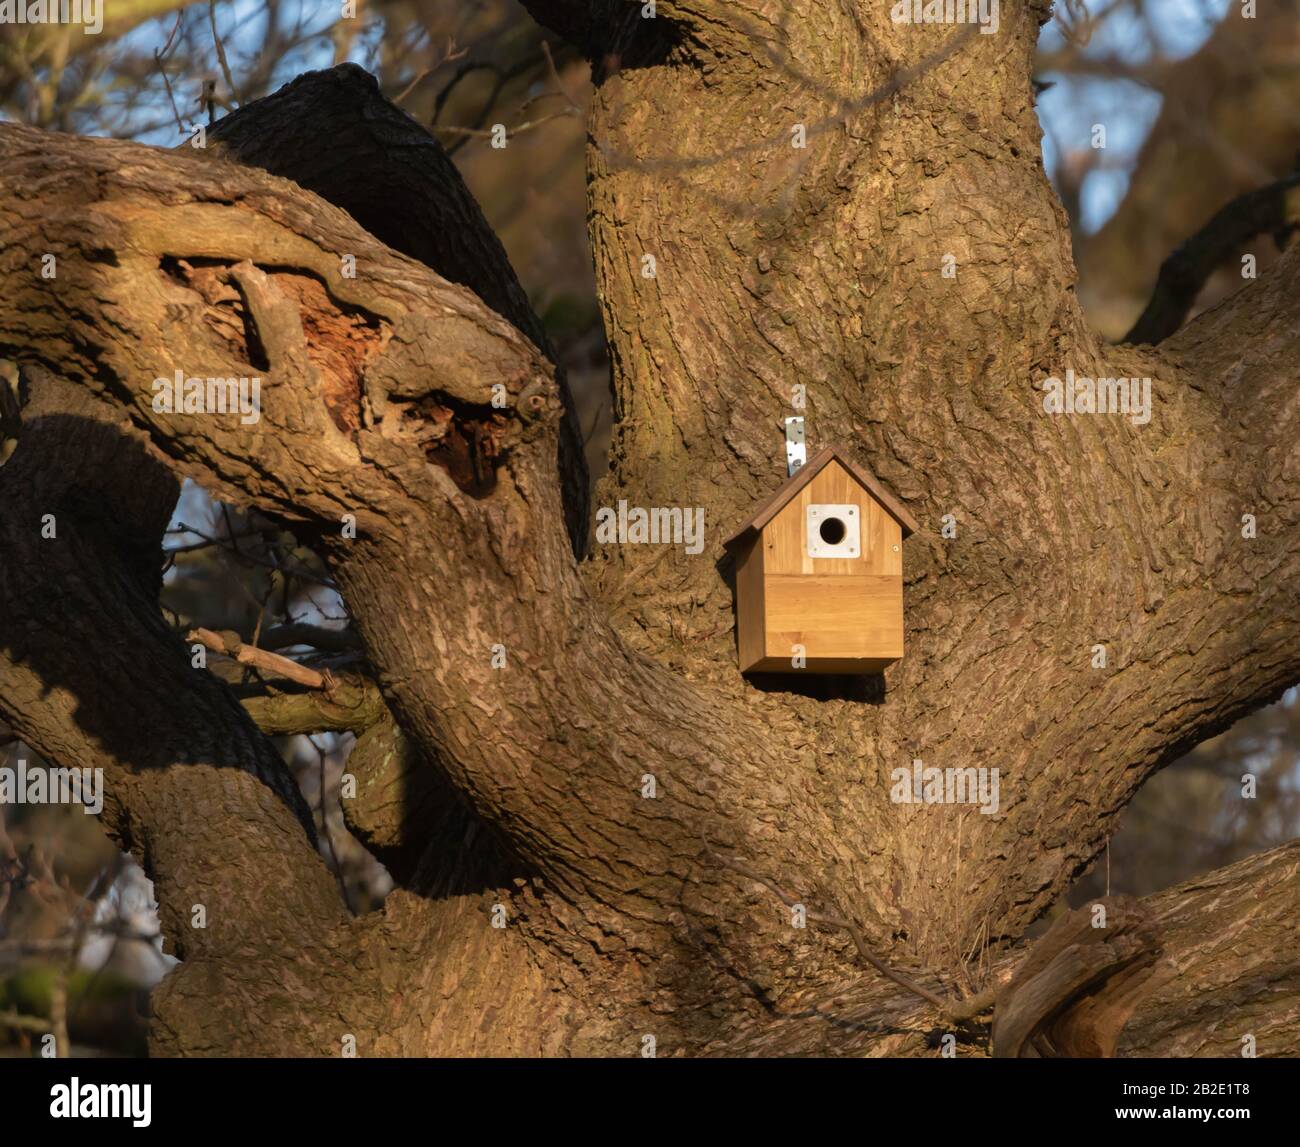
[153, 18, 185, 137]
[0, 1009, 50, 1033]
[395, 37, 468, 106]
[209, 0, 242, 109]
[432, 51, 547, 156]
[540, 39, 582, 114]
[435, 106, 578, 141]
[188, 626, 335, 690]
[163, 526, 268, 555]
[172, 521, 335, 588]
[430, 60, 499, 125]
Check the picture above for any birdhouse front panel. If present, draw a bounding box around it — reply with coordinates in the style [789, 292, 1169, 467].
[728, 448, 915, 675]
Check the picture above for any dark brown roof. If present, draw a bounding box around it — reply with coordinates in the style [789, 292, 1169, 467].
[722, 445, 919, 549]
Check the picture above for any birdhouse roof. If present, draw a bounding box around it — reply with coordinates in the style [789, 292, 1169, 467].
[723, 445, 919, 549]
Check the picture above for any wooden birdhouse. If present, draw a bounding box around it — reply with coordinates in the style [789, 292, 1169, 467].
[723, 446, 918, 674]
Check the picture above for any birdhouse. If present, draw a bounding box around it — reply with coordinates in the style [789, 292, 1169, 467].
[723, 446, 918, 674]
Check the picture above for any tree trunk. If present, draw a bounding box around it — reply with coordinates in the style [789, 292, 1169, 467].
[0, 1, 1296, 1056]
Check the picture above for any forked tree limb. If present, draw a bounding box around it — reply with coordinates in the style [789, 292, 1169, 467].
[0, 372, 548, 1056]
[0, 117, 788, 1020]
[566, 0, 1300, 990]
[0, 376, 347, 980]
[2, 21, 1300, 1055]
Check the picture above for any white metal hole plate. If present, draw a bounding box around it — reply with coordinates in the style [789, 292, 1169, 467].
[806, 503, 860, 559]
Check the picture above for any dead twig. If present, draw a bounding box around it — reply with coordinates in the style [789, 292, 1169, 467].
[435, 106, 579, 140]
[0, 1009, 51, 1034]
[188, 627, 336, 691]
[153, 11, 185, 137]
[395, 37, 468, 106]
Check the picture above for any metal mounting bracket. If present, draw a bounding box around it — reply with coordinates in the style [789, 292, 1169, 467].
[784, 416, 806, 476]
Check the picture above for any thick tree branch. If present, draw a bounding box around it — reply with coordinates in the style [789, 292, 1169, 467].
[0, 371, 540, 1057]
[1124, 174, 1300, 345]
[711, 841, 1299, 1057]
[992, 898, 1161, 1057]
[0, 376, 351, 1053]
[201, 63, 589, 554]
[0, 120, 788, 1007]
[236, 676, 386, 736]
[1116, 842, 1300, 1056]
[567, 0, 1295, 950]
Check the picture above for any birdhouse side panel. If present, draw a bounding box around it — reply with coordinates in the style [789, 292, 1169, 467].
[734, 537, 768, 673]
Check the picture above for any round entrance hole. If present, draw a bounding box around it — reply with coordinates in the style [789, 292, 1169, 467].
[818, 517, 846, 545]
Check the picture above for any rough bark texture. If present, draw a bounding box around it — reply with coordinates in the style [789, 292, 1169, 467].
[200, 63, 590, 553]
[0, 0, 1296, 1057]
[710, 841, 1300, 1057]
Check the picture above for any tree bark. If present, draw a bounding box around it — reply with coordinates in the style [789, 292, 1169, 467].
[199, 62, 590, 554]
[0, 1, 1297, 1057]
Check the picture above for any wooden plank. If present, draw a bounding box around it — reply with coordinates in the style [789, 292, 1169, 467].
[743, 654, 900, 674]
[762, 573, 904, 662]
[734, 538, 767, 673]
